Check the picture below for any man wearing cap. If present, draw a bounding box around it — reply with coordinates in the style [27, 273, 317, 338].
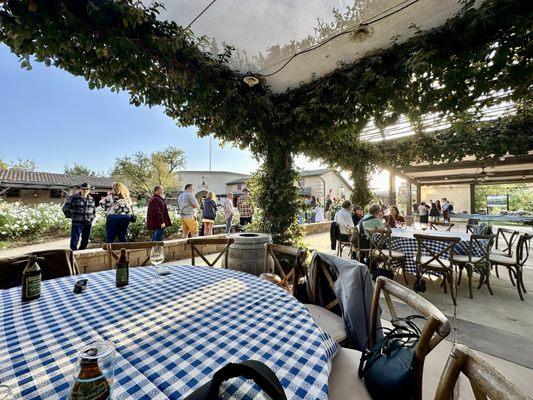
[62, 183, 97, 250]
[237, 187, 254, 226]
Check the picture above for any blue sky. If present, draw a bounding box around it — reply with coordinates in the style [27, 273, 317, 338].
[0, 44, 268, 174]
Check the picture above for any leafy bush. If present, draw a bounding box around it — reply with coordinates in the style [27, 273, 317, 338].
[0, 199, 70, 241]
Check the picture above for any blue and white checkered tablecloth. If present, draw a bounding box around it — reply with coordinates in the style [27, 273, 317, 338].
[386, 229, 482, 274]
[0, 266, 339, 399]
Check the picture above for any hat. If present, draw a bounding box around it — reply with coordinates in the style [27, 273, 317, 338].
[79, 183, 93, 190]
[242, 187, 250, 192]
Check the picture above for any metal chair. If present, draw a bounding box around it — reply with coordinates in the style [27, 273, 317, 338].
[368, 227, 409, 284]
[489, 233, 532, 300]
[491, 227, 519, 278]
[452, 234, 495, 298]
[429, 221, 455, 231]
[434, 344, 532, 400]
[186, 237, 234, 267]
[102, 241, 164, 269]
[260, 243, 307, 292]
[350, 227, 370, 263]
[337, 226, 353, 257]
[414, 234, 461, 305]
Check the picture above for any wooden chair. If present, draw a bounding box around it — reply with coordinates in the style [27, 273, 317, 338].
[368, 228, 409, 284]
[465, 218, 480, 234]
[307, 255, 348, 344]
[350, 227, 370, 263]
[452, 234, 495, 298]
[102, 242, 164, 268]
[0, 249, 79, 289]
[370, 276, 451, 400]
[489, 233, 532, 300]
[260, 243, 307, 292]
[434, 344, 532, 400]
[414, 234, 461, 305]
[429, 221, 455, 231]
[186, 237, 234, 267]
[491, 227, 519, 278]
[337, 226, 353, 257]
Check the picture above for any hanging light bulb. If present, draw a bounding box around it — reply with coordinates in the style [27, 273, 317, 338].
[243, 76, 259, 87]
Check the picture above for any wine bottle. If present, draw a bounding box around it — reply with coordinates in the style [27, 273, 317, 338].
[115, 249, 129, 287]
[22, 255, 41, 302]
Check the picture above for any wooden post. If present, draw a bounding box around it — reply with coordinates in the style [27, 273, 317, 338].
[416, 183, 421, 205]
[389, 171, 396, 205]
[406, 182, 413, 216]
[469, 184, 476, 214]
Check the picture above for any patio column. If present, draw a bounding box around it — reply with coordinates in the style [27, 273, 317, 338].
[388, 171, 396, 205]
[469, 183, 476, 214]
[416, 183, 421, 205]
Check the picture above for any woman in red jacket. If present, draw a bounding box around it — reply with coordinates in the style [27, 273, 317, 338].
[147, 185, 172, 241]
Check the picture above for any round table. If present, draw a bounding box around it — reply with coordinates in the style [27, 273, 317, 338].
[388, 228, 477, 273]
[0, 266, 338, 399]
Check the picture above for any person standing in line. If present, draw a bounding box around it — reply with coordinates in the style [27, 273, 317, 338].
[62, 183, 97, 251]
[100, 182, 135, 243]
[202, 191, 218, 236]
[324, 194, 333, 221]
[223, 193, 235, 233]
[237, 187, 254, 226]
[412, 201, 419, 216]
[178, 184, 200, 238]
[418, 201, 429, 225]
[147, 185, 172, 241]
[441, 197, 450, 222]
[429, 201, 440, 222]
[314, 198, 325, 222]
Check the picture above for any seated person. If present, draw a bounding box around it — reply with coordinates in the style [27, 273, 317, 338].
[334, 200, 354, 242]
[384, 205, 405, 228]
[357, 203, 385, 249]
[351, 204, 364, 225]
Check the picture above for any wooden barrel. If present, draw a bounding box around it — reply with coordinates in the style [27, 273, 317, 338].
[224, 233, 272, 276]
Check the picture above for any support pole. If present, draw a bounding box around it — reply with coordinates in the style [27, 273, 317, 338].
[406, 183, 413, 216]
[388, 171, 396, 206]
[469, 184, 476, 214]
[416, 184, 421, 205]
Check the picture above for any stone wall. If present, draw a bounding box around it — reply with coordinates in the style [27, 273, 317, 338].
[74, 222, 332, 273]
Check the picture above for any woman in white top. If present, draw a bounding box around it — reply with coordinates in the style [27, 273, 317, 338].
[418, 202, 429, 225]
[100, 182, 135, 243]
[314, 199, 325, 223]
[334, 200, 354, 241]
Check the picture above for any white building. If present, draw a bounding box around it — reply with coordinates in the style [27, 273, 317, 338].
[176, 170, 249, 200]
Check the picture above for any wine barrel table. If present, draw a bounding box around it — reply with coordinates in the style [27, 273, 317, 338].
[224, 232, 271, 276]
[0, 265, 338, 399]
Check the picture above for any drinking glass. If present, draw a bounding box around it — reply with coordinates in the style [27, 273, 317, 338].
[150, 245, 168, 280]
[0, 386, 13, 400]
[69, 340, 116, 399]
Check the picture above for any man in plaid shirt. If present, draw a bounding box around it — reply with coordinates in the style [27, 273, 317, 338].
[237, 187, 254, 226]
[62, 183, 97, 250]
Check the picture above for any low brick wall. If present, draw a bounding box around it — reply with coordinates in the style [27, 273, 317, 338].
[74, 222, 332, 273]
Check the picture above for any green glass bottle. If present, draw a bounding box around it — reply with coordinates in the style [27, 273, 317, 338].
[22, 255, 41, 302]
[115, 249, 129, 287]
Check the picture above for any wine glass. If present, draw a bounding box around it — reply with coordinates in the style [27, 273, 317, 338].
[0, 386, 13, 400]
[150, 245, 168, 281]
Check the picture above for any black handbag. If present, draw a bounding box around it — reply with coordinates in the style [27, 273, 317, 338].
[184, 360, 287, 400]
[358, 316, 423, 400]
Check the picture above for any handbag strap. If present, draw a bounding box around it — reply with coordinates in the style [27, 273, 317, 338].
[185, 360, 287, 400]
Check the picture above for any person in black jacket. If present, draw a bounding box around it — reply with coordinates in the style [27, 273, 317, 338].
[202, 192, 218, 236]
[62, 183, 96, 250]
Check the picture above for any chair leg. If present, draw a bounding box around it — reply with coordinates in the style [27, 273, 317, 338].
[457, 265, 463, 285]
[466, 266, 473, 299]
[477, 274, 485, 289]
[508, 268, 516, 287]
[449, 272, 457, 305]
[485, 270, 494, 296]
[495, 264, 500, 278]
[512, 268, 525, 301]
[520, 269, 527, 294]
[402, 261, 409, 285]
[442, 276, 447, 293]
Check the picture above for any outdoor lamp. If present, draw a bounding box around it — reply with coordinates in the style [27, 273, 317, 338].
[243, 76, 259, 87]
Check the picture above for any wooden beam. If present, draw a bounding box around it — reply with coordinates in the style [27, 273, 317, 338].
[416, 169, 533, 182]
[469, 184, 476, 214]
[401, 154, 533, 174]
[389, 172, 396, 205]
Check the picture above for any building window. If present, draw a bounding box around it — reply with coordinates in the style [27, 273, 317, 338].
[237, 183, 242, 190]
[50, 189, 62, 198]
[5, 188, 20, 198]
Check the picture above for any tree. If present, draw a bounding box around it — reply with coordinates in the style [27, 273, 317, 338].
[111, 146, 185, 197]
[0, 160, 7, 170]
[10, 158, 36, 171]
[475, 184, 533, 212]
[64, 163, 96, 176]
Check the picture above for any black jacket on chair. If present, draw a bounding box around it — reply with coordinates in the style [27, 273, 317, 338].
[330, 221, 340, 250]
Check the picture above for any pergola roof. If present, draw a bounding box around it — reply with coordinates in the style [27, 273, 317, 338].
[395, 152, 533, 186]
[153, 0, 483, 93]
